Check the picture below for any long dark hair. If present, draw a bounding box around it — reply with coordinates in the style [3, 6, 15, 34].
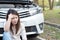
[6, 9, 20, 34]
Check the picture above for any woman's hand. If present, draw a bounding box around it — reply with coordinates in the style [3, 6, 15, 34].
[4, 14, 13, 32]
[8, 14, 13, 22]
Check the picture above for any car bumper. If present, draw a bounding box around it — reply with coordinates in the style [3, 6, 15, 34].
[21, 13, 44, 35]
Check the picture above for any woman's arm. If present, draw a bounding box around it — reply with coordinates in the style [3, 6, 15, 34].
[4, 14, 13, 32]
[21, 23, 27, 40]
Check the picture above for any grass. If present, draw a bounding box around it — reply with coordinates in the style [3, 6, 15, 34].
[39, 8, 60, 40]
[44, 8, 60, 24]
[40, 24, 60, 40]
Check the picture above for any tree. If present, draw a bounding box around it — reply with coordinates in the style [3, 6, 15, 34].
[57, 0, 60, 6]
[42, 0, 44, 11]
[33, 0, 38, 4]
[48, 0, 54, 10]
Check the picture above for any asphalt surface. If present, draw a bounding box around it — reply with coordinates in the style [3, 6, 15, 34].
[28, 37, 41, 40]
[0, 36, 45, 40]
[0, 38, 40, 40]
[28, 36, 45, 40]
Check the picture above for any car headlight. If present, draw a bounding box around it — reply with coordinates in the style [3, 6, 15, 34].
[29, 10, 37, 15]
[29, 9, 42, 16]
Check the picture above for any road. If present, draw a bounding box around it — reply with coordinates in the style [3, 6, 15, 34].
[0, 36, 45, 40]
[28, 36, 45, 40]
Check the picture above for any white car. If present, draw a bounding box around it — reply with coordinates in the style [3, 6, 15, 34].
[0, 0, 44, 38]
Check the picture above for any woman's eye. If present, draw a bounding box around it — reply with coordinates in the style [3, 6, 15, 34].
[12, 18, 14, 19]
[16, 17, 17, 18]
[16, 17, 18, 19]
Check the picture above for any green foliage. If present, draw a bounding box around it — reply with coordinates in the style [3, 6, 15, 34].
[38, 0, 49, 7]
[38, 0, 60, 7]
[56, 0, 60, 6]
[44, 8, 60, 24]
[40, 24, 60, 40]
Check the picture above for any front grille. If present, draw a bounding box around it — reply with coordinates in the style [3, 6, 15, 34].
[0, 12, 6, 19]
[25, 25, 37, 32]
[0, 28, 4, 34]
[0, 11, 31, 19]
[0, 26, 37, 34]
[19, 11, 31, 18]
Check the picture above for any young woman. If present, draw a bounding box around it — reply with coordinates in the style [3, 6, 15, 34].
[3, 9, 27, 40]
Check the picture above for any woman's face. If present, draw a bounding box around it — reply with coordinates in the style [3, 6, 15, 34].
[11, 14, 18, 25]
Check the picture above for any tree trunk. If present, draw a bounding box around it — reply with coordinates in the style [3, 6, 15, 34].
[48, 0, 54, 10]
[52, 0, 54, 9]
[42, 0, 44, 11]
[34, 0, 38, 4]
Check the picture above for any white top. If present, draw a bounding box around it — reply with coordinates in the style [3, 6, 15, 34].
[9, 23, 27, 40]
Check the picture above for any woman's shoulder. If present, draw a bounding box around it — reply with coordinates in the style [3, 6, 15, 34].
[20, 23, 25, 29]
[17, 23, 25, 34]
[21, 23, 25, 27]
